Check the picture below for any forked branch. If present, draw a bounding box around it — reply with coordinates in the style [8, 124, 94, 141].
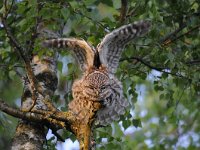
[0, 99, 74, 130]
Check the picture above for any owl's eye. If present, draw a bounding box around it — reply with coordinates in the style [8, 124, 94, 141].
[100, 86, 106, 90]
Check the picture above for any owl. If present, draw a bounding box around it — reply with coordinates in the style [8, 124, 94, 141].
[43, 20, 151, 125]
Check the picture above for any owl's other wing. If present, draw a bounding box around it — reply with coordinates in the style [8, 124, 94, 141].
[96, 78, 129, 125]
[98, 20, 151, 74]
[42, 38, 95, 70]
[96, 96, 128, 125]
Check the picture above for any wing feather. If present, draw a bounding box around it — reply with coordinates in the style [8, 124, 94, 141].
[43, 38, 95, 70]
[98, 20, 151, 74]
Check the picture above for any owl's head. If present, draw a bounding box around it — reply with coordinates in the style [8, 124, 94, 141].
[82, 67, 111, 100]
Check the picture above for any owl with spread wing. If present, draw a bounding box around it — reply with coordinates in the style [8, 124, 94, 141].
[43, 21, 150, 126]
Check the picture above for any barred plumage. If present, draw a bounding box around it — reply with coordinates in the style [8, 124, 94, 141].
[42, 20, 150, 125]
[96, 77, 129, 125]
[43, 38, 95, 70]
[98, 20, 151, 74]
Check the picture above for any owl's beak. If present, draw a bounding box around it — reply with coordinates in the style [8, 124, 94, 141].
[95, 90, 99, 96]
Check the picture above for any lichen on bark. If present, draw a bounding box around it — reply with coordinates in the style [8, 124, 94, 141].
[11, 55, 58, 150]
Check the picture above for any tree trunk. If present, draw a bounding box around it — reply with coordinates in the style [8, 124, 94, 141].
[11, 55, 58, 150]
[11, 121, 46, 150]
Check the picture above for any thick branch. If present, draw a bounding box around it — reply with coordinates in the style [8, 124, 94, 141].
[31, 109, 74, 124]
[0, 100, 45, 123]
[0, 100, 74, 128]
[0, 99, 76, 142]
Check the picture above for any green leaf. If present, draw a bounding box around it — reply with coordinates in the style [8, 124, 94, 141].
[97, 3, 119, 21]
[122, 119, 131, 129]
[132, 119, 142, 128]
[57, 61, 63, 73]
[61, 8, 70, 21]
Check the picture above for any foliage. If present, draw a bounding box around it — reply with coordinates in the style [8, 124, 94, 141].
[0, 0, 200, 149]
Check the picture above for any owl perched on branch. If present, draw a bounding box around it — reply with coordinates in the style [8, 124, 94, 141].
[43, 20, 151, 125]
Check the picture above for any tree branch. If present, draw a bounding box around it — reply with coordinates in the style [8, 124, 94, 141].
[120, 0, 128, 24]
[0, 99, 69, 142]
[0, 98, 77, 142]
[0, 99, 74, 128]
[0, 64, 24, 68]
[3, 0, 14, 19]
[126, 5, 139, 19]
[1, 18, 25, 58]
[164, 24, 200, 46]
[0, 100, 45, 123]
[31, 109, 74, 124]
[121, 56, 190, 79]
[186, 60, 200, 65]
[1, 15, 44, 111]
[160, 24, 200, 46]
[160, 23, 187, 45]
[27, 0, 42, 51]
[63, 2, 109, 32]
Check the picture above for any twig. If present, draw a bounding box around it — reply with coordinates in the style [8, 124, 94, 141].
[160, 23, 187, 45]
[161, 24, 200, 46]
[75, 10, 109, 32]
[120, 0, 128, 24]
[0, 56, 23, 75]
[163, 24, 200, 46]
[64, 2, 109, 32]
[27, 0, 42, 51]
[126, 5, 139, 19]
[3, 0, 8, 12]
[3, 0, 14, 18]
[186, 60, 200, 65]
[121, 56, 167, 71]
[121, 56, 190, 79]
[0, 64, 24, 68]
[160, 11, 200, 46]
[1, 18, 25, 55]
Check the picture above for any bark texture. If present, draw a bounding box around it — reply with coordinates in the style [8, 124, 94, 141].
[11, 55, 58, 150]
[11, 121, 45, 150]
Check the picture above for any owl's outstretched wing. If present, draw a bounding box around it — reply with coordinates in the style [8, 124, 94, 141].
[43, 38, 95, 70]
[98, 20, 151, 74]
